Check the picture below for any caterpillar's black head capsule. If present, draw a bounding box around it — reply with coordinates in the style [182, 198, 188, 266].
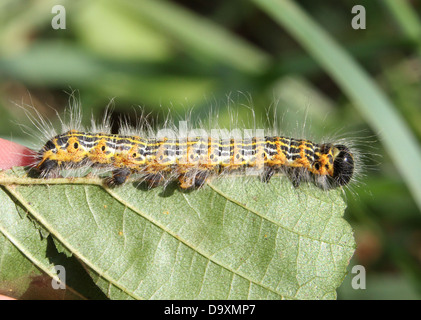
[331, 145, 354, 187]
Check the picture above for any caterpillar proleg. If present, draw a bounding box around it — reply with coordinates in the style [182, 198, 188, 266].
[19, 102, 361, 191]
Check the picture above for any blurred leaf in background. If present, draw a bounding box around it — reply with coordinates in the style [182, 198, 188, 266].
[0, 0, 420, 299]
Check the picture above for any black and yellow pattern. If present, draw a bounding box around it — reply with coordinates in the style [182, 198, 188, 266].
[36, 129, 354, 189]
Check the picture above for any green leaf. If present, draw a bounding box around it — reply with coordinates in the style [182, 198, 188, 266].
[0, 167, 355, 299]
[0, 185, 57, 297]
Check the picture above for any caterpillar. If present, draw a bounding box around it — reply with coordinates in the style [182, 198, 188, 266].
[21, 103, 357, 191]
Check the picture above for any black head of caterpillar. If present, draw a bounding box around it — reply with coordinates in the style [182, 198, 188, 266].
[284, 142, 355, 190]
[329, 144, 354, 188]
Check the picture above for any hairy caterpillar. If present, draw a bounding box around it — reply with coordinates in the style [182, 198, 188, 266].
[20, 102, 359, 191]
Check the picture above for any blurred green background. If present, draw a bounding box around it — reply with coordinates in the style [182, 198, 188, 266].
[1, 0, 421, 299]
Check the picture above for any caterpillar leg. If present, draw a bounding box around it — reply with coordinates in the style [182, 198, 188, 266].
[107, 168, 131, 186]
[291, 177, 301, 188]
[144, 173, 165, 188]
[193, 171, 209, 188]
[287, 167, 306, 188]
[260, 167, 275, 183]
[178, 171, 209, 189]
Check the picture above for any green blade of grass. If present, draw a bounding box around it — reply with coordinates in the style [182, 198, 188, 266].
[383, 0, 421, 56]
[252, 0, 421, 212]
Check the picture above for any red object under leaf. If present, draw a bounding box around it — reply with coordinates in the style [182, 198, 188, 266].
[0, 138, 35, 170]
